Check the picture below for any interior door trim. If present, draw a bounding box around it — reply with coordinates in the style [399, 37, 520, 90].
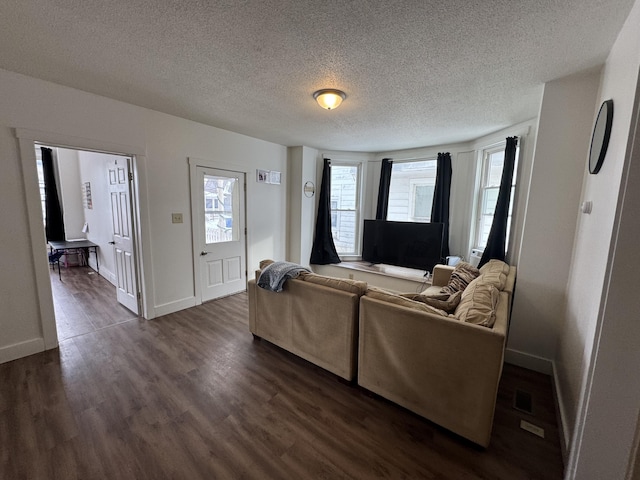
[16, 129, 149, 353]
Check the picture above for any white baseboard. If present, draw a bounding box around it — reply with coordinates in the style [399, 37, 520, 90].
[0, 337, 45, 364]
[153, 297, 197, 318]
[504, 347, 553, 375]
[551, 360, 572, 463]
[87, 260, 116, 286]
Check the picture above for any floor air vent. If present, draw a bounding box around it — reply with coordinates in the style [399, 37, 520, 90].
[514, 388, 534, 414]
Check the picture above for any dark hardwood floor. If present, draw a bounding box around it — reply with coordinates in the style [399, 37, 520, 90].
[50, 266, 138, 341]
[0, 267, 564, 479]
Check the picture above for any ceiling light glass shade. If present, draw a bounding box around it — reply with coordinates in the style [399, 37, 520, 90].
[313, 89, 346, 110]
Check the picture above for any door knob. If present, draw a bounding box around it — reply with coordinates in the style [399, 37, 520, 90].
[200, 251, 209, 256]
[108, 241, 116, 245]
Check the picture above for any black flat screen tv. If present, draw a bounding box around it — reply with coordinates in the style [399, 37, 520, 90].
[362, 220, 444, 273]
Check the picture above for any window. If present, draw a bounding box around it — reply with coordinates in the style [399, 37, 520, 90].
[330, 163, 361, 256]
[203, 173, 238, 244]
[386, 159, 437, 222]
[474, 144, 518, 250]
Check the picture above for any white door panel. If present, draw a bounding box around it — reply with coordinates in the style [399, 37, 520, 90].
[108, 158, 139, 314]
[194, 167, 247, 302]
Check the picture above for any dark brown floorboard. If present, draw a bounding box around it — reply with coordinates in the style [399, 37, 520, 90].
[1, 271, 564, 479]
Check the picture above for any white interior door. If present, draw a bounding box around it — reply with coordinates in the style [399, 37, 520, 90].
[108, 158, 139, 314]
[195, 166, 247, 302]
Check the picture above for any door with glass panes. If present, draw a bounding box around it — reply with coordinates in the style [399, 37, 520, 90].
[196, 167, 246, 302]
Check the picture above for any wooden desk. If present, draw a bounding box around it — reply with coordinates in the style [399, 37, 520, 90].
[49, 240, 99, 279]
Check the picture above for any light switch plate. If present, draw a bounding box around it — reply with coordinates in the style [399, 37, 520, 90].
[171, 213, 183, 224]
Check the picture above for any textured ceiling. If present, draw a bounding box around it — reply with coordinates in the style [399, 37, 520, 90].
[0, 0, 635, 152]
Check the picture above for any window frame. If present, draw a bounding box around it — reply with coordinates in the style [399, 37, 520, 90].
[329, 160, 363, 258]
[473, 142, 519, 252]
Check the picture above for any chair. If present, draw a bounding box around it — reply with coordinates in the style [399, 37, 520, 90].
[48, 251, 63, 280]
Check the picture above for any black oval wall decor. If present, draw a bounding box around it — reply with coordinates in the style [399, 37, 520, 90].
[589, 99, 614, 175]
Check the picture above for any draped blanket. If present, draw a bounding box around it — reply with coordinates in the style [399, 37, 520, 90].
[257, 261, 311, 292]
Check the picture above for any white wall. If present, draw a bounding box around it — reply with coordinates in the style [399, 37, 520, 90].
[77, 151, 118, 284]
[0, 67, 287, 362]
[0, 122, 44, 362]
[56, 148, 86, 240]
[507, 70, 601, 374]
[142, 111, 287, 312]
[560, 0, 640, 476]
[287, 146, 319, 267]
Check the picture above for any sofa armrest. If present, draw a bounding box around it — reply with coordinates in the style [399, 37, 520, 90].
[431, 264, 455, 287]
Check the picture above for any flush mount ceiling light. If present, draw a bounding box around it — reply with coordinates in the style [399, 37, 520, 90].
[313, 89, 346, 110]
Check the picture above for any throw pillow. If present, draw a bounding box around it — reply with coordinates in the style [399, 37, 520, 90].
[440, 262, 480, 295]
[478, 259, 510, 291]
[400, 290, 462, 314]
[454, 277, 499, 327]
[365, 287, 449, 317]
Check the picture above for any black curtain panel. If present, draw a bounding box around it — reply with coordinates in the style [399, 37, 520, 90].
[310, 158, 341, 265]
[375, 158, 393, 220]
[430, 152, 452, 259]
[478, 137, 518, 268]
[42, 147, 66, 242]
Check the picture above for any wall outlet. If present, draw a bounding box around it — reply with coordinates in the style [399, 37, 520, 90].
[171, 213, 183, 224]
[520, 420, 545, 438]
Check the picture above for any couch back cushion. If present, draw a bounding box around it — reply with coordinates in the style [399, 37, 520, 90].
[301, 273, 367, 295]
[478, 259, 510, 291]
[440, 262, 480, 295]
[365, 287, 449, 317]
[454, 276, 499, 327]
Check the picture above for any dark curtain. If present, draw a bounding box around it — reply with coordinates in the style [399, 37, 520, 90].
[310, 158, 341, 265]
[42, 147, 66, 242]
[430, 152, 452, 259]
[375, 158, 393, 220]
[478, 137, 518, 268]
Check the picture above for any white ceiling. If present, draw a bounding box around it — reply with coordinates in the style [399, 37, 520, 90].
[0, 0, 634, 152]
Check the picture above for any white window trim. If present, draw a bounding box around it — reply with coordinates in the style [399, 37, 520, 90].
[329, 159, 363, 258]
[472, 141, 519, 253]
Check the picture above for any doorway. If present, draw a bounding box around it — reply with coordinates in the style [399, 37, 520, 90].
[18, 128, 146, 349]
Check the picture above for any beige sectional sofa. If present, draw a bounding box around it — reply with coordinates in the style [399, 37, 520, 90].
[357, 260, 516, 447]
[248, 270, 367, 381]
[248, 259, 515, 447]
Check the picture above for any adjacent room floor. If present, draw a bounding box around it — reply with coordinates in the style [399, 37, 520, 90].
[1, 270, 565, 479]
[49, 266, 137, 341]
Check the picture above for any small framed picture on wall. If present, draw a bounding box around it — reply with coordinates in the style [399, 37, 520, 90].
[256, 169, 269, 183]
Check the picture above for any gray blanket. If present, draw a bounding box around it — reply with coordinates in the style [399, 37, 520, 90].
[257, 261, 310, 292]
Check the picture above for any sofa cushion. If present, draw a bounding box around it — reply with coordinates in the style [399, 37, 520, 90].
[454, 276, 499, 327]
[365, 287, 449, 317]
[440, 262, 480, 295]
[301, 273, 367, 295]
[478, 259, 510, 291]
[400, 290, 462, 314]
